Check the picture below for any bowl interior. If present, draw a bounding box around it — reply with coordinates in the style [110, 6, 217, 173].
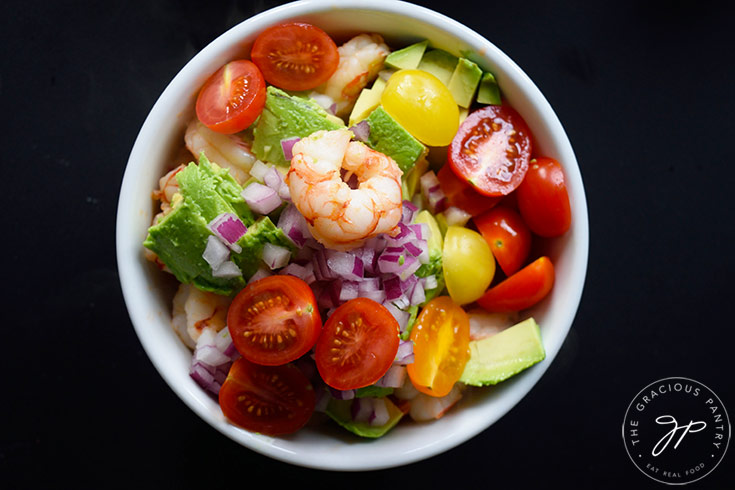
[117, 0, 588, 471]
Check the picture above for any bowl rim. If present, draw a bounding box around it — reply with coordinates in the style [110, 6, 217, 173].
[117, 0, 589, 471]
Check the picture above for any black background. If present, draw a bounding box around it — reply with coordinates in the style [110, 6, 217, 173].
[3, 0, 734, 488]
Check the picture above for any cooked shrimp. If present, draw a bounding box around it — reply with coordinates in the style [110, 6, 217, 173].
[184, 119, 256, 184]
[287, 128, 403, 250]
[315, 34, 390, 117]
[151, 164, 185, 215]
[171, 283, 231, 349]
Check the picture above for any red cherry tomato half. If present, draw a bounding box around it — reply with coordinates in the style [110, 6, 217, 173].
[251, 22, 339, 91]
[315, 298, 400, 391]
[195, 60, 266, 134]
[477, 256, 555, 313]
[474, 205, 532, 276]
[227, 275, 322, 366]
[438, 162, 502, 216]
[516, 157, 572, 237]
[448, 105, 533, 197]
[219, 358, 315, 436]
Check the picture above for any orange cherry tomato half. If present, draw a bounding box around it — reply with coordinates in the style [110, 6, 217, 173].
[315, 298, 400, 391]
[195, 60, 266, 134]
[219, 357, 315, 435]
[477, 256, 555, 313]
[438, 163, 502, 216]
[473, 205, 532, 276]
[227, 275, 322, 366]
[516, 157, 572, 237]
[251, 22, 339, 91]
[448, 105, 533, 197]
[408, 296, 470, 397]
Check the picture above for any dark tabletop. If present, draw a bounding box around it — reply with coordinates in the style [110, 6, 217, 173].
[4, 0, 734, 488]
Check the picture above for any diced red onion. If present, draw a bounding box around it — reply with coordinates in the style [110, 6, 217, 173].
[212, 260, 242, 279]
[422, 274, 438, 291]
[382, 301, 410, 331]
[357, 277, 381, 294]
[329, 387, 356, 400]
[314, 386, 330, 413]
[360, 288, 387, 304]
[401, 200, 418, 224]
[339, 281, 359, 302]
[326, 250, 364, 281]
[408, 223, 429, 241]
[394, 340, 415, 365]
[249, 160, 270, 182]
[410, 279, 426, 306]
[263, 166, 284, 191]
[376, 365, 407, 388]
[349, 120, 370, 142]
[247, 265, 272, 284]
[208, 213, 247, 252]
[420, 171, 447, 213]
[202, 235, 230, 270]
[392, 295, 410, 310]
[262, 243, 291, 270]
[313, 249, 334, 281]
[280, 137, 300, 161]
[443, 206, 471, 227]
[351, 397, 373, 422]
[383, 275, 403, 301]
[277, 204, 312, 247]
[281, 262, 316, 284]
[241, 182, 282, 215]
[329, 103, 337, 115]
[369, 398, 390, 426]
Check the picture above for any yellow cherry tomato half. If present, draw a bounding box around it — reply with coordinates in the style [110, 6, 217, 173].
[443, 225, 496, 305]
[408, 296, 471, 397]
[381, 69, 459, 146]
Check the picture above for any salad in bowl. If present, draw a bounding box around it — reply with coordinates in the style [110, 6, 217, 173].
[117, 0, 587, 470]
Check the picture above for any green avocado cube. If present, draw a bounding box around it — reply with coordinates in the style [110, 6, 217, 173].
[252, 86, 344, 166]
[364, 106, 426, 172]
[385, 40, 429, 70]
[477, 71, 502, 105]
[417, 49, 459, 86]
[459, 317, 546, 386]
[143, 201, 246, 296]
[230, 216, 295, 279]
[448, 58, 483, 108]
[325, 397, 405, 438]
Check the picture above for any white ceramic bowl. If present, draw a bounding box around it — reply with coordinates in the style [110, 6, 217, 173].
[117, 0, 588, 471]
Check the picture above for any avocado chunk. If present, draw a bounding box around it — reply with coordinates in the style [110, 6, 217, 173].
[448, 58, 483, 108]
[252, 86, 344, 166]
[143, 200, 246, 296]
[364, 106, 426, 172]
[385, 40, 429, 70]
[230, 216, 295, 279]
[177, 154, 254, 225]
[477, 71, 502, 105]
[414, 210, 445, 305]
[417, 49, 458, 85]
[348, 78, 387, 126]
[459, 317, 546, 386]
[355, 385, 394, 398]
[401, 156, 429, 200]
[325, 397, 405, 438]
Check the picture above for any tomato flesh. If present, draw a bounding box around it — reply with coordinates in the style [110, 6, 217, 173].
[408, 296, 470, 397]
[438, 163, 502, 216]
[251, 22, 339, 91]
[227, 275, 321, 366]
[219, 358, 315, 435]
[477, 256, 555, 313]
[473, 205, 532, 276]
[449, 105, 532, 196]
[195, 60, 266, 134]
[516, 157, 572, 237]
[315, 298, 399, 391]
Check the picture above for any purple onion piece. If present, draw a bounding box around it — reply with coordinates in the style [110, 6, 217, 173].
[349, 120, 371, 142]
[241, 182, 282, 215]
[280, 137, 300, 161]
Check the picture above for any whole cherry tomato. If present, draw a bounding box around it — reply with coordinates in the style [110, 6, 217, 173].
[473, 205, 532, 276]
[516, 157, 572, 237]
